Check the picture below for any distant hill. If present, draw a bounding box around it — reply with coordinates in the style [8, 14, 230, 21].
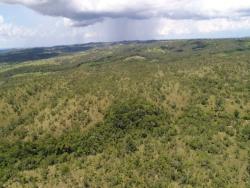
[0, 41, 161, 64]
[1, 38, 250, 64]
[0, 43, 109, 63]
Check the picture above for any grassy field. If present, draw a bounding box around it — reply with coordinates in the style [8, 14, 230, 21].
[0, 39, 249, 187]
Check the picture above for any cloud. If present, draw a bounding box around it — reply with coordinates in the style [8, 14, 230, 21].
[157, 16, 250, 36]
[2, 0, 250, 27]
[0, 15, 34, 39]
[158, 19, 192, 36]
[196, 18, 250, 33]
[2, 0, 250, 48]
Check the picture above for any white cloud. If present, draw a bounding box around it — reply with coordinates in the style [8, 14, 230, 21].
[196, 18, 250, 33]
[2, 0, 250, 26]
[0, 15, 34, 39]
[158, 17, 250, 37]
[2, 0, 250, 48]
[158, 19, 192, 36]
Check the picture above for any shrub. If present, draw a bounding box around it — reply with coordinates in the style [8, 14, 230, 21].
[240, 125, 250, 141]
[215, 98, 225, 111]
[105, 98, 168, 130]
[59, 165, 70, 176]
[234, 110, 240, 119]
[189, 137, 204, 150]
[125, 136, 137, 153]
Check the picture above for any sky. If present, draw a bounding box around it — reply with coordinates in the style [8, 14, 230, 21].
[1, 0, 250, 48]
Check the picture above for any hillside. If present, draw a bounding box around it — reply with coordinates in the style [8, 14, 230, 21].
[0, 42, 109, 64]
[0, 39, 249, 187]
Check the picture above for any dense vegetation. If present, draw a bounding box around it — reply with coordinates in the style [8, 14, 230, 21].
[0, 42, 111, 63]
[0, 39, 249, 187]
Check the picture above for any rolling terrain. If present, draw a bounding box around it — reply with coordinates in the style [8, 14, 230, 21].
[0, 39, 249, 187]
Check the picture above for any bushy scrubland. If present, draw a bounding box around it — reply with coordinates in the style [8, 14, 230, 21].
[0, 39, 249, 187]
